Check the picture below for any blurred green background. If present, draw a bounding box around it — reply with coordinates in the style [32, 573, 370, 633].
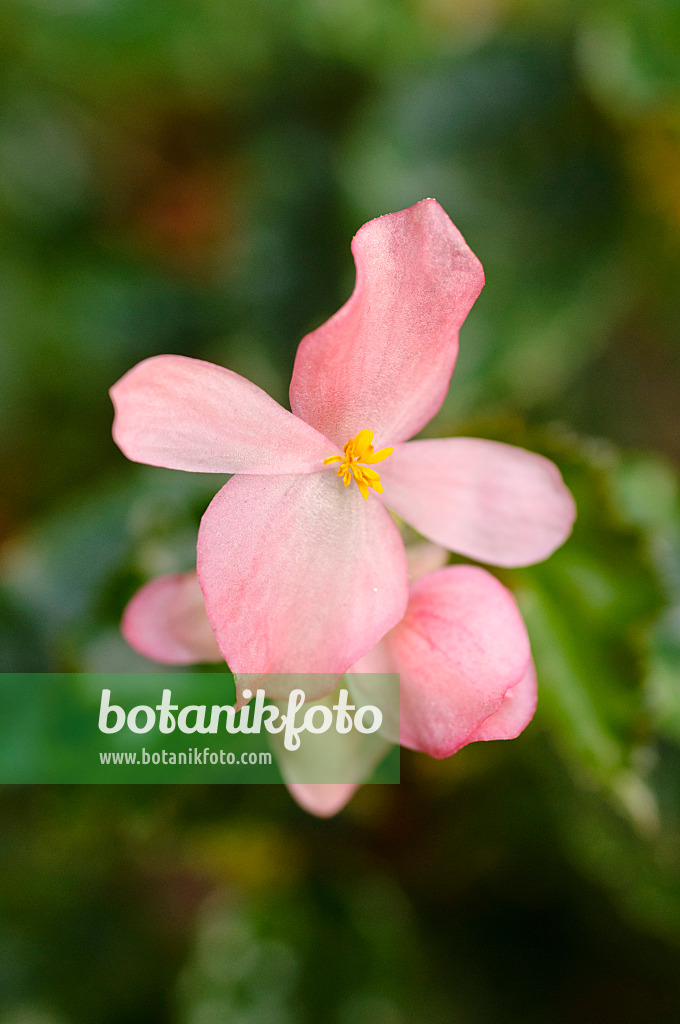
[2, 0, 680, 1020]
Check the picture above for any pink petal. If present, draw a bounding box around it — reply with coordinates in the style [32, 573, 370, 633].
[235, 674, 344, 710]
[111, 354, 338, 474]
[286, 784, 359, 817]
[122, 572, 222, 664]
[351, 565, 531, 758]
[380, 438, 576, 567]
[197, 471, 409, 674]
[270, 686, 393, 817]
[405, 542, 449, 582]
[465, 660, 537, 744]
[289, 199, 484, 449]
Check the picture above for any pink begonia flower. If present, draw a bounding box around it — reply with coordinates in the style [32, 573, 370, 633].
[121, 543, 537, 817]
[111, 199, 575, 691]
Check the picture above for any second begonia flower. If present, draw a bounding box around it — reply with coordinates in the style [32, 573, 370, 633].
[120, 543, 537, 818]
[111, 199, 575, 679]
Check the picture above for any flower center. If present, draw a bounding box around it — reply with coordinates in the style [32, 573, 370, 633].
[322, 429, 393, 499]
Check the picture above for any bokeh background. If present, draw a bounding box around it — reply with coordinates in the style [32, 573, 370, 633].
[2, 0, 680, 1020]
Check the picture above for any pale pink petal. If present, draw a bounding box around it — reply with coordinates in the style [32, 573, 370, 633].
[286, 784, 359, 817]
[235, 674, 343, 710]
[405, 542, 449, 582]
[197, 472, 409, 675]
[465, 660, 537, 744]
[111, 354, 338, 474]
[270, 687, 393, 817]
[350, 565, 531, 758]
[380, 438, 576, 567]
[289, 199, 484, 448]
[122, 572, 222, 665]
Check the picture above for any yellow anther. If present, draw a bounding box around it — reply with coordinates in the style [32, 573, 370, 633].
[323, 430, 393, 499]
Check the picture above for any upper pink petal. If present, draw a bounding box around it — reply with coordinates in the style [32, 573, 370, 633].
[289, 199, 484, 448]
[122, 572, 223, 665]
[111, 354, 338, 474]
[380, 437, 576, 567]
[196, 471, 409, 675]
[465, 660, 537, 744]
[351, 565, 531, 758]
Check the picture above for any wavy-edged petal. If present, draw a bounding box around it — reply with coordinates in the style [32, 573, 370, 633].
[122, 572, 222, 665]
[289, 199, 484, 448]
[197, 472, 409, 675]
[380, 438, 576, 567]
[111, 354, 338, 474]
[350, 565, 531, 758]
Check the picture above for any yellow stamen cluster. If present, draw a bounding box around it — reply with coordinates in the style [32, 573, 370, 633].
[323, 429, 393, 499]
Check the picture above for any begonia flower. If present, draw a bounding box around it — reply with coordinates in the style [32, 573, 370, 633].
[111, 199, 575, 685]
[121, 542, 536, 817]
